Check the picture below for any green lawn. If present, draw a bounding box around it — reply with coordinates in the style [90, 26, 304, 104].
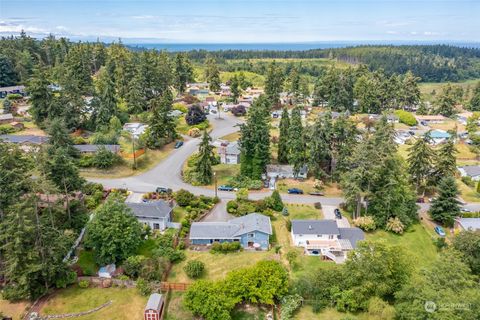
[294, 306, 390, 320]
[77, 250, 98, 276]
[164, 291, 193, 320]
[173, 206, 188, 222]
[220, 131, 241, 142]
[276, 179, 343, 197]
[40, 286, 148, 320]
[135, 239, 158, 258]
[456, 178, 480, 202]
[419, 79, 479, 101]
[366, 223, 438, 269]
[285, 204, 323, 220]
[213, 163, 241, 186]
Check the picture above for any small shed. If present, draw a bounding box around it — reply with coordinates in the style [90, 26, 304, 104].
[144, 293, 164, 320]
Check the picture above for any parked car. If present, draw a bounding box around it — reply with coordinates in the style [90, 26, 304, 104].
[308, 192, 325, 196]
[218, 185, 234, 191]
[434, 226, 446, 237]
[174, 141, 184, 149]
[461, 207, 471, 213]
[287, 188, 304, 194]
[156, 187, 172, 194]
[334, 208, 342, 219]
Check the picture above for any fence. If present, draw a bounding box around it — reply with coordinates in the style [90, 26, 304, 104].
[77, 277, 190, 292]
[121, 149, 145, 159]
[159, 282, 190, 292]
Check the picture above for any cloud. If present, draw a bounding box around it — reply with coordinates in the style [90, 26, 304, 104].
[0, 19, 46, 34]
[131, 15, 156, 20]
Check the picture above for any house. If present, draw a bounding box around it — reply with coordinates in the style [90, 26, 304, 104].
[189, 213, 272, 250]
[144, 293, 165, 320]
[291, 220, 365, 263]
[218, 141, 241, 164]
[455, 218, 480, 231]
[0, 135, 49, 151]
[415, 115, 446, 125]
[10, 121, 24, 130]
[429, 129, 451, 145]
[266, 164, 308, 179]
[126, 201, 173, 231]
[0, 113, 14, 124]
[123, 123, 148, 138]
[458, 165, 480, 181]
[394, 130, 413, 145]
[168, 110, 184, 118]
[386, 114, 399, 123]
[0, 85, 26, 98]
[457, 112, 473, 125]
[74, 144, 120, 155]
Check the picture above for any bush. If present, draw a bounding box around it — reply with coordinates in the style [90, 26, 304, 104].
[286, 250, 298, 267]
[353, 216, 376, 231]
[385, 217, 405, 234]
[266, 190, 284, 211]
[185, 104, 207, 125]
[211, 241, 242, 253]
[173, 102, 188, 113]
[175, 189, 195, 207]
[231, 105, 247, 116]
[285, 218, 292, 231]
[461, 176, 475, 187]
[280, 294, 303, 320]
[229, 175, 263, 190]
[78, 280, 90, 288]
[394, 110, 417, 126]
[123, 255, 147, 278]
[187, 127, 201, 137]
[93, 147, 121, 169]
[184, 260, 206, 279]
[136, 278, 152, 296]
[0, 124, 15, 134]
[6, 93, 22, 100]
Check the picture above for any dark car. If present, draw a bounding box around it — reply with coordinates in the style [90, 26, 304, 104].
[156, 187, 172, 194]
[174, 141, 184, 149]
[308, 192, 325, 196]
[287, 188, 304, 194]
[334, 208, 342, 219]
[218, 185, 234, 192]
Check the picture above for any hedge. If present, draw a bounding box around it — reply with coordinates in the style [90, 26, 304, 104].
[394, 110, 417, 126]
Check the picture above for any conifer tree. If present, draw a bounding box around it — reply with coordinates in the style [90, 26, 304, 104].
[309, 112, 333, 179]
[195, 130, 214, 185]
[434, 138, 457, 183]
[407, 133, 435, 193]
[94, 66, 118, 128]
[277, 107, 290, 164]
[288, 106, 306, 177]
[429, 176, 461, 226]
[469, 82, 480, 111]
[265, 61, 284, 107]
[174, 53, 194, 93]
[230, 75, 241, 103]
[28, 66, 53, 125]
[147, 90, 177, 149]
[205, 55, 221, 92]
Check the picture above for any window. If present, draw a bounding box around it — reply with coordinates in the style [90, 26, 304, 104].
[153, 223, 160, 230]
[248, 233, 255, 238]
[328, 234, 334, 239]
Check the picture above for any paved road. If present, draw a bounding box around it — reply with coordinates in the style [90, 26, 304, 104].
[323, 205, 350, 227]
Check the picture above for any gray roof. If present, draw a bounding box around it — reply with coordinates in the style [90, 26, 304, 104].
[0, 85, 25, 92]
[0, 113, 14, 121]
[0, 134, 49, 145]
[74, 144, 120, 153]
[126, 201, 172, 220]
[460, 166, 480, 177]
[190, 213, 272, 239]
[339, 227, 365, 249]
[458, 218, 480, 231]
[291, 220, 339, 235]
[266, 164, 308, 176]
[145, 293, 164, 311]
[225, 142, 240, 155]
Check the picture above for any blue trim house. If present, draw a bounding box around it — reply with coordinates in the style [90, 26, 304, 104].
[189, 213, 272, 250]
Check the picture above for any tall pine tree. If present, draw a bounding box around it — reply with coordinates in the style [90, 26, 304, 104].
[147, 90, 177, 149]
[277, 107, 290, 164]
[429, 176, 461, 226]
[407, 133, 435, 193]
[195, 130, 214, 185]
[288, 106, 306, 176]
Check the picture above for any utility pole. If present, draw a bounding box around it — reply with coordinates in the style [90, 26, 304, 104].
[214, 172, 217, 198]
[132, 133, 137, 170]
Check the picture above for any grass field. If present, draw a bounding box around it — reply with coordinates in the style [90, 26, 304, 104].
[40, 286, 148, 320]
[212, 163, 241, 186]
[0, 299, 30, 320]
[220, 131, 241, 142]
[419, 78, 480, 101]
[77, 250, 98, 276]
[276, 179, 343, 197]
[164, 291, 193, 320]
[456, 178, 480, 202]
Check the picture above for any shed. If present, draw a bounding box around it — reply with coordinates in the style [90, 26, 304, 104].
[144, 293, 164, 320]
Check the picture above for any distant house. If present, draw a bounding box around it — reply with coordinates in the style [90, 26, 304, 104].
[144, 293, 165, 320]
[123, 123, 148, 138]
[189, 213, 272, 250]
[394, 130, 413, 145]
[455, 218, 480, 232]
[291, 220, 365, 263]
[415, 115, 446, 125]
[168, 110, 184, 118]
[74, 144, 120, 155]
[458, 165, 480, 181]
[0, 85, 26, 98]
[0, 135, 49, 151]
[126, 201, 173, 231]
[0, 113, 14, 124]
[218, 141, 241, 164]
[386, 114, 399, 123]
[266, 164, 308, 180]
[457, 112, 473, 125]
[429, 129, 451, 145]
[10, 121, 25, 130]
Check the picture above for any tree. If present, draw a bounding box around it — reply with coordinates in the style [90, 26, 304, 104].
[205, 55, 221, 92]
[84, 197, 142, 264]
[47, 147, 85, 192]
[239, 96, 271, 179]
[184, 280, 237, 320]
[28, 66, 53, 125]
[185, 104, 207, 125]
[286, 66, 301, 102]
[429, 176, 461, 226]
[308, 112, 333, 179]
[174, 53, 194, 93]
[264, 61, 284, 107]
[0, 54, 18, 86]
[288, 106, 306, 176]
[469, 82, 480, 111]
[195, 130, 214, 185]
[434, 138, 458, 183]
[147, 90, 177, 149]
[453, 230, 480, 275]
[125, 73, 147, 114]
[435, 83, 460, 117]
[93, 146, 120, 169]
[268, 190, 284, 211]
[230, 75, 241, 103]
[2, 98, 13, 114]
[277, 107, 290, 164]
[93, 66, 118, 128]
[184, 260, 205, 279]
[231, 104, 246, 116]
[400, 71, 421, 109]
[407, 133, 435, 193]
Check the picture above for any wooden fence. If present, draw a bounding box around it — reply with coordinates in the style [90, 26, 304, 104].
[159, 282, 190, 292]
[121, 149, 145, 159]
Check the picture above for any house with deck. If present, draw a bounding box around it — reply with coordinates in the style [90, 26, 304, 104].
[218, 141, 240, 164]
[73, 144, 120, 155]
[126, 201, 173, 231]
[189, 213, 272, 250]
[455, 218, 480, 232]
[291, 220, 365, 263]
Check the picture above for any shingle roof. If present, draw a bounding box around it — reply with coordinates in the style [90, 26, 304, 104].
[0, 134, 49, 144]
[189, 213, 272, 239]
[291, 220, 339, 235]
[430, 130, 451, 139]
[0, 85, 25, 92]
[459, 165, 480, 177]
[145, 293, 163, 311]
[0, 113, 14, 121]
[73, 144, 120, 153]
[339, 227, 365, 249]
[458, 218, 480, 231]
[225, 142, 240, 155]
[126, 201, 172, 219]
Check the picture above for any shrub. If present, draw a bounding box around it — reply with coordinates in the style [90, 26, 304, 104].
[367, 297, 396, 320]
[286, 250, 298, 267]
[136, 278, 152, 296]
[314, 202, 322, 209]
[93, 147, 121, 169]
[0, 124, 15, 134]
[173, 102, 188, 113]
[226, 200, 239, 213]
[175, 189, 195, 206]
[385, 217, 405, 234]
[6, 93, 22, 100]
[461, 176, 475, 187]
[266, 190, 284, 211]
[187, 127, 201, 137]
[353, 216, 376, 231]
[123, 255, 147, 278]
[285, 218, 292, 231]
[229, 175, 263, 190]
[231, 105, 247, 116]
[394, 110, 417, 126]
[211, 241, 242, 253]
[185, 104, 207, 125]
[280, 294, 303, 320]
[78, 280, 90, 288]
[184, 260, 205, 279]
[236, 188, 249, 201]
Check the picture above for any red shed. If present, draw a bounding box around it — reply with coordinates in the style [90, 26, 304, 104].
[144, 293, 164, 320]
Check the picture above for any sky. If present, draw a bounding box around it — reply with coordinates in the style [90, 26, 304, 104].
[0, 0, 479, 43]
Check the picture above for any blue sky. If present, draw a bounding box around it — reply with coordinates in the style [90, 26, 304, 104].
[0, 0, 479, 43]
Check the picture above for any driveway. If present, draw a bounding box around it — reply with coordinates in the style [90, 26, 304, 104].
[323, 205, 350, 227]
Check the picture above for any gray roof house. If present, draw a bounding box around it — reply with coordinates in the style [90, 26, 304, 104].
[0, 113, 14, 124]
[74, 144, 120, 154]
[190, 213, 272, 250]
[218, 141, 241, 164]
[126, 201, 173, 231]
[0, 134, 49, 145]
[266, 164, 308, 179]
[455, 218, 480, 231]
[291, 219, 365, 263]
[458, 165, 480, 181]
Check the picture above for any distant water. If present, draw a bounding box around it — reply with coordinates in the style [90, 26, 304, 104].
[127, 41, 480, 52]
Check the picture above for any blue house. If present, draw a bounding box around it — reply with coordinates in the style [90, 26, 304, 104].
[189, 213, 272, 250]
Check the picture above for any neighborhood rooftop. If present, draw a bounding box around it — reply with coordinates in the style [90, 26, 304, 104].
[0, 134, 49, 144]
[126, 201, 172, 219]
[292, 219, 339, 235]
[73, 144, 120, 153]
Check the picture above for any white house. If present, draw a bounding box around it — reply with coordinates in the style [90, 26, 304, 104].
[455, 218, 480, 232]
[266, 164, 308, 179]
[429, 129, 452, 145]
[291, 220, 365, 263]
[458, 165, 480, 181]
[218, 141, 241, 164]
[126, 201, 173, 231]
[123, 122, 148, 138]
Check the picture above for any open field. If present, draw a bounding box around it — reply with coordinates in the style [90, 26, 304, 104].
[457, 178, 480, 202]
[40, 286, 148, 320]
[419, 78, 480, 101]
[213, 163, 241, 186]
[220, 131, 241, 142]
[276, 179, 343, 197]
[0, 299, 30, 320]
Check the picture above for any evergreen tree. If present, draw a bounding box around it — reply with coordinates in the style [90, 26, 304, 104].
[416, 101, 428, 115]
[286, 66, 300, 102]
[62, 44, 93, 94]
[47, 147, 85, 192]
[174, 53, 194, 93]
[205, 55, 221, 92]
[2, 98, 12, 114]
[94, 66, 118, 128]
[28, 66, 53, 125]
[125, 72, 147, 114]
[288, 106, 306, 176]
[0, 54, 18, 86]
[469, 81, 480, 111]
[309, 112, 333, 179]
[407, 133, 435, 193]
[400, 71, 421, 109]
[147, 90, 177, 149]
[277, 107, 290, 164]
[195, 130, 214, 185]
[434, 138, 457, 183]
[435, 83, 459, 117]
[230, 75, 241, 103]
[264, 61, 284, 107]
[429, 176, 461, 226]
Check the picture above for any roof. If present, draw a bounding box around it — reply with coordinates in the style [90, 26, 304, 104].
[457, 218, 480, 231]
[415, 115, 446, 121]
[266, 164, 308, 176]
[291, 220, 339, 235]
[0, 134, 49, 145]
[430, 130, 451, 139]
[459, 165, 480, 177]
[190, 213, 272, 239]
[225, 142, 240, 155]
[73, 144, 120, 153]
[145, 293, 164, 311]
[126, 201, 172, 219]
[338, 227, 365, 248]
[0, 113, 14, 121]
[0, 85, 25, 92]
